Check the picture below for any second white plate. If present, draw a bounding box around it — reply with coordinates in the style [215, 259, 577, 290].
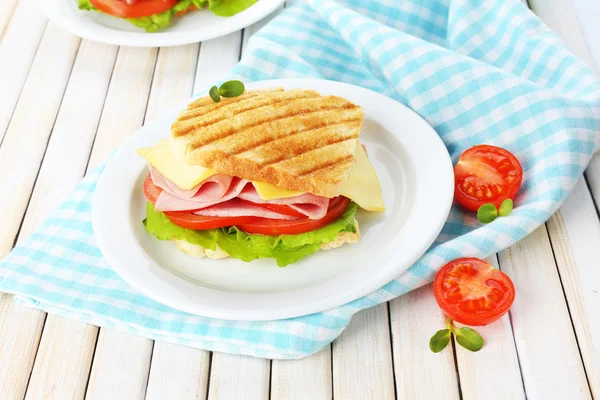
[42, 0, 285, 47]
[92, 79, 454, 320]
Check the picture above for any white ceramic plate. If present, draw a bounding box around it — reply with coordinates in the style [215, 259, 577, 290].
[42, 0, 285, 47]
[93, 79, 454, 320]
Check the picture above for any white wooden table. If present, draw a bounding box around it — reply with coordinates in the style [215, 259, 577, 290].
[0, 0, 599, 399]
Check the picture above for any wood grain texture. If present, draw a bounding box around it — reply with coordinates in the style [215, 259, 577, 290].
[0, 24, 80, 400]
[85, 331, 153, 400]
[271, 346, 332, 400]
[390, 285, 460, 400]
[0, 23, 79, 257]
[454, 256, 525, 400]
[0, 304, 45, 400]
[547, 179, 600, 396]
[333, 304, 395, 400]
[87, 46, 158, 170]
[0, 0, 48, 145]
[25, 318, 97, 400]
[499, 226, 591, 399]
[194, 31, 242, 92]
[16, 40, 118, 400]
[207, 354, 270, 400]
[145, 344, 210, 400]
[0, 0, 19, 40]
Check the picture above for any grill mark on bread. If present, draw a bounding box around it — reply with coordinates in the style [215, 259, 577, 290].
[234, 121, 362, 166]
[173, 96, 354, 138]
[175, 100, 359, 148]
[228, 118, 360, 155]
[176, 90, 321, 126]
[300, 153, 355, 176]
[170, 89, 365, 198]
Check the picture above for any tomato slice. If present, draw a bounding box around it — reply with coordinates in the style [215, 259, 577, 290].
[163, 211, 260, 230]
[433, 258, 515, 326]
[143, 173, 162, 204]
[236, 199, 306, 218]
[454, 145, 522, 211]
[90, 0, 178, 18]
[237, 197, 350, 236]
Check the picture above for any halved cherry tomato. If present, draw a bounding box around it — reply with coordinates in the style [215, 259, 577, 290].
[90, 0, 177, 18]
[433, 258, 515, 326]
[454, 145, 522, 211]
[237, 199, 306, 218]
[143, 173, 162, 204]
[237, 197, 350, 236]
[175, 4, 196, 16]
[163, 211, 260, 230]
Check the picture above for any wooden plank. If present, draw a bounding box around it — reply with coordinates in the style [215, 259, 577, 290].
[499, 226, 591, 399]
[0, 23, 79, 400]
[0, 46, 155, 400]
[0, 305, 45, 400]
[390, 285, 460, 400]
[81, 45, 162, 399]
[25, 319, 97, 400]
[0, 0, 48, 145]
[0, 23, 79, 257]
[333, 304, 395, 400]
[271, 346, 332, 400]
[454, 256, 525, 400]
[528, 1, 600, 396]
[85, 331, 153, 400]
[207, 354, 270, 400]
[0, 0, 19, 40]
[18, 40, 118, 400]
[547, 179, 600, 396]
[193, 31, 242, 92]
[145, 344, 210, 400]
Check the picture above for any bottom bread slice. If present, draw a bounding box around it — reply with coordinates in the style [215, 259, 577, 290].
[174, 219, 360, 260]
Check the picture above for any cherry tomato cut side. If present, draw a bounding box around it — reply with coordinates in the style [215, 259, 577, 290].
[433, 257, 515, 326]
[454, 145, 523, 211]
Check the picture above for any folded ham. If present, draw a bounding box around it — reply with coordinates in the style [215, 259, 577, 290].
[150, 167, 330, 220]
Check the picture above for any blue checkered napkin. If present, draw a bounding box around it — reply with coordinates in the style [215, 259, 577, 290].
[1, 0, 599, 359]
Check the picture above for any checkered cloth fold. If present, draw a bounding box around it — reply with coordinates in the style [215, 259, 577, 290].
[1, 0, 599, 359]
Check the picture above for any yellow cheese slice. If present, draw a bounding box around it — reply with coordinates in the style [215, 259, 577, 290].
[138, 139, 385, 211]
[339, 143, 385, 212]
[252, 181, 304, 200]
[137, 139, 217, 190]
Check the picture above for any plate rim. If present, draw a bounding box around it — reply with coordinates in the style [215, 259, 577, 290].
[92, 78, 454, 320]
[42, 0, 286, 47]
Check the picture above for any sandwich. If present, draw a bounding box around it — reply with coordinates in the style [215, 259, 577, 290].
[77, 0, 256, 33]
[139, 87, 385, 267]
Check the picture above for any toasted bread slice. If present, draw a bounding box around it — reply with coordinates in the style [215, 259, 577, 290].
[171, 88, 364, 198]
[173, 219, 360, 260]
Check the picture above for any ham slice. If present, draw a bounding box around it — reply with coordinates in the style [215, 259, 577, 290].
[155, 177, 249, 212]
[150, 168, 330, 220]
[239, 186, 330, 220]
[193, 198, 297, 220]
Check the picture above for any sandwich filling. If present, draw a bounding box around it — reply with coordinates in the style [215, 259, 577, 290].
[139, 88, 385, 266]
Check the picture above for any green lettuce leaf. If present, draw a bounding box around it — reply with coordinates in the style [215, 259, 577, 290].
[208, 0, 257, 17]
[143, 202, 358, 267]
[77, 0, 94, 10]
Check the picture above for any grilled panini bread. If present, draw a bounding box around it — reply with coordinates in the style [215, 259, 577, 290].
[174, 219, 361, 260]
[171, 88, 364, 198]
